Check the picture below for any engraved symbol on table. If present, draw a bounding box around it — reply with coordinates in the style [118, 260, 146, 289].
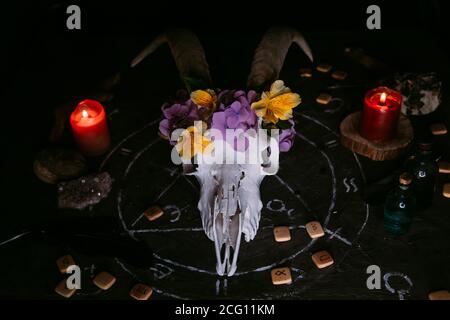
[343, 177, 358, 193]
[383, 272, 413, 300]
[324, 139, 339, 148]
[150, 263, 174, 280]
[266, 199, 295, 219]
[163, 204, 190, 223]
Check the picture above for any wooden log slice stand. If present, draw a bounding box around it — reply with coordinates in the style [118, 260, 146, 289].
[340, 111, 414, 161]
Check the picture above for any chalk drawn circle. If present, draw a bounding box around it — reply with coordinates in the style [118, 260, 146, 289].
[101, 112, 370, 299]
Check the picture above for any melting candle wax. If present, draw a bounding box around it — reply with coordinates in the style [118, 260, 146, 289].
[360, 87, 402, 142]
[70, 100, 111, 156]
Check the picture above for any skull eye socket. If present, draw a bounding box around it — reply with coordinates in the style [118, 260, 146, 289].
[261, 146, 272, 168]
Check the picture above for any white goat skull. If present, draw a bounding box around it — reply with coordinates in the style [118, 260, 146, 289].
[185, 134, 279, 276]
[131, 26, 313, 276]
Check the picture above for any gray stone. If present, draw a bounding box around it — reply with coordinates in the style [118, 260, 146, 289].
[57, 172, 113, 210]
[394, 72, 441, 116]
[34, 148, 86, 184]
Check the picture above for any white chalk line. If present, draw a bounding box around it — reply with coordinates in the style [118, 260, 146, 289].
[150, 263, 174, 280]
[166, 204, 189, 223]
[325, 227, 352, 246]
[383, 272, 413, 300]
[343, 177, 358, 193]
[352, 152, 367, 184]
[117, 189, 136, 239]
[130, 174, 182, 227]
[114, 257, 137, 279]
[154, 253, 217, 275]
[295, 132, 337, 229]
[0, 231, 32, 247]
[139, 122, 350, 278]
[110, 112, 370, 299]
[129, 224, 306, 235]
[147, 161, 179, 176]
[152, 287, 189, 300]
[296, 112, 339, 137]
[295, 114, 371, 273]
[291, 267, 307, 283]
[356, 204, 370, 239]
[351, 151, 370, 242]
[114, 257, 189, 300]
[99, 117, 161, 171]
[124, 137, 162, 177]
[183, 175, 199, 193]
[298, 113, 368, 232]
[153, 236, 318, 277]
[273, 175, 311, 212]
[130, 227, 204, 234]
[107, 108, 119, 120]
[349, 178, 358, 192]
[343, 177, 351, 193]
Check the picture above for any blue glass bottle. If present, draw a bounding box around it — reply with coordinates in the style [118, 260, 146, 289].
[384, 173, 416, 235]
[409, 143, 438, 210]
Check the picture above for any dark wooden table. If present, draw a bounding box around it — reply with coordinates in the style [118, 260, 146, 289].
[1, 28, 449, 300]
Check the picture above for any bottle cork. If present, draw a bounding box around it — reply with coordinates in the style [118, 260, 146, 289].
[399, 173, 413, 186]
[418, 142, 432, 151]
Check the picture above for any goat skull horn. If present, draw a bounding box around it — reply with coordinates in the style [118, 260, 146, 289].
[247, 26, 313, 89]
[131, 28, 212, 86]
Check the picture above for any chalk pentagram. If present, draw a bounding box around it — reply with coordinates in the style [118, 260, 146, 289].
[100, 112, 371, 299]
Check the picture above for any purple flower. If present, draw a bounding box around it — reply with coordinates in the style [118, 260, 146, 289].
[211, 91, 258, 151]
[217, 90, 258, 111]
[159, 100, 200, 144]
[278, 124, 296, 152]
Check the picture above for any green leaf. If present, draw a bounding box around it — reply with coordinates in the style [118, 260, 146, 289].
[182, 76, 209, 93]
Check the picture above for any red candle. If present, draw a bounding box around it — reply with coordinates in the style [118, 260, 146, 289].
[70, 99, 111, 156]
[360, 86, 402, 142]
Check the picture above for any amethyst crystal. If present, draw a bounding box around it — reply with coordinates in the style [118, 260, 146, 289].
[58, 172, 112, 210]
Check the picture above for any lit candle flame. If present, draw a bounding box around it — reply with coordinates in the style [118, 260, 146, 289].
[380, 92, 387, 104]
[82, 110, 89, 118]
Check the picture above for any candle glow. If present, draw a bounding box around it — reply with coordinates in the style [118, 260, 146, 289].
[380, 92, 387, 105]
[70, 99, 111, 156]
[360, 87, 402, 142]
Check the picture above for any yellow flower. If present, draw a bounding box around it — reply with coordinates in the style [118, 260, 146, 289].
[251, 80, 301, 124]
[190, 89, 217, 109]
[175, 122, 212, 160]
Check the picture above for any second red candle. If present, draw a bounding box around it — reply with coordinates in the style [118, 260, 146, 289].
[360, 86, 402, 142]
